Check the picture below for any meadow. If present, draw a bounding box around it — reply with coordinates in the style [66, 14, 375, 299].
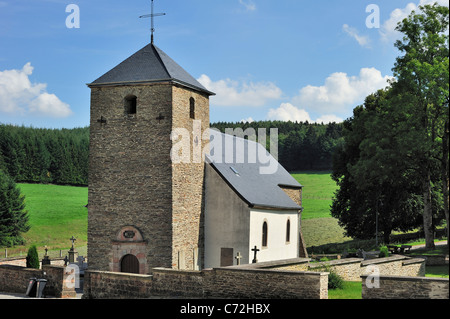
[6, 183, 88, 257]
[291, 172, 352, 248]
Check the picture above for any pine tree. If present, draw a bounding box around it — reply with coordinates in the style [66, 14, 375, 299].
[0, 170, 30, 247]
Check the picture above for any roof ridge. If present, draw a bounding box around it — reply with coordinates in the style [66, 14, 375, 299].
[150, 43, 171, 79]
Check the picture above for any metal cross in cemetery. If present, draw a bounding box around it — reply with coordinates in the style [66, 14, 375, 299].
[251, 246, 260, 264]
[139, 0, 166, 44]
[70, 236, 77, 250]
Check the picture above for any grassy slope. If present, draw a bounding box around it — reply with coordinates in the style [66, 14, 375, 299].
[16, 183, 88, 253]
[292, 172, 351, 247]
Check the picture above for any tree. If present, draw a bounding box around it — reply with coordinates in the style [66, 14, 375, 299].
[26, 245, 40, 269]
[392, 3, 449, 248]
[0, 170, 30, 247]
[331, 90, 424, 243]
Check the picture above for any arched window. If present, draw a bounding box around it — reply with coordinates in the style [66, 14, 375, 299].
[124, 95, 137, 115]
[286, 219, 291, 243]
[262, 221, 268, 247]
[189, 97, 195, 119]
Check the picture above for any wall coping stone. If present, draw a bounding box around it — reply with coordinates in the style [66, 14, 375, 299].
[360, 254, 407, 266]
[214, 265, 328, 276]
[86, 269, 153, 280]
[152, 267, 203, 275]
[308, 258, 363, 269]
[360, 274, 449, 283]
[402, 258, 426, 266]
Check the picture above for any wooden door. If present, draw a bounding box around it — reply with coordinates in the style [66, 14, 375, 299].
[120, 254, 140, 274]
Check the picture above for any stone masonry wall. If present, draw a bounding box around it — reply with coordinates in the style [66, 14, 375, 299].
[361, 275, 449, 299]
[308, 255, 425, 281]
[88, 83, 174, 272]
[83, 265, 328, 299]
[83, 270, 153, 299]
[171, 85, 210, 270]
[279, 186, 308, 258]
[0, 264, 76, 298]
[88, 83, 211, 273]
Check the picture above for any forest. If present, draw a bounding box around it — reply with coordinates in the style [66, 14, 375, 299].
[0, 121, 343, 186]
[0, 125, 89, 186]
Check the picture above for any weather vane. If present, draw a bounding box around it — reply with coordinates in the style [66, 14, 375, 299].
[139, 0, 166, 44]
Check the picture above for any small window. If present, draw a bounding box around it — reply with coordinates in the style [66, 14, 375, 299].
[262, 221, 268, 247]
[286, 219, 291, 243]
[189, 97, 195, 119]
[124, 95, 137, 115]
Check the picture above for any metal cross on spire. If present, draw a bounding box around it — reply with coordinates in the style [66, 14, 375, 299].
[139, 0, 166, 44]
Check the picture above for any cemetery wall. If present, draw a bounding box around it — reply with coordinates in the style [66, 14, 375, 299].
[83, 270, 153, 299]
[202, 266, 328, 299]
[0, 264, 76, 298]
[83, 264, 328, 299]
[308, 255, 425, 281]
[361, 275, 449, 299]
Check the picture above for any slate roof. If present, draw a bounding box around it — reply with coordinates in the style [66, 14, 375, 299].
[206, 130, 303, 210]
[87, 43, 214, 95]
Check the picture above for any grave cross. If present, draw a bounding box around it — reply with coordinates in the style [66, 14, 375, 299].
[235, 252, 242, 266]
[70, 236, 77, 250]
[77, 255, 85, 266]
[251, 246, 260, 264]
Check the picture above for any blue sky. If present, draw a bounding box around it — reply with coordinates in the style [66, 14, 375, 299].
[0, 0, 448, 128]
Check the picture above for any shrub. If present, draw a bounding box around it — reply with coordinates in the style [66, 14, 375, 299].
[328, 270, 344, 290]
[378, 246, 390, 258]
[26, 245, 40, 269]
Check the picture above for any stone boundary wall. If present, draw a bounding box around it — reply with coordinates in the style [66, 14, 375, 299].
[308, 255, 425, 281]
[361, 275, 449, 299]
[83, 260, 328, 299]
[151, 268, 204, 298]
[203, 266, 328, 299]
[0, 264, 76, 298]
[0, 257, 66, 268]
[83, 270, 153, 299]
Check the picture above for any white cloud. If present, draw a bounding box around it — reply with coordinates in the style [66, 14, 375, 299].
[292, 67, 392, 115]
[380, 0, 449, 42]
[0, 63, 72, 118]
[238, 0, 256, 11]
[240, 117, 254, 123]
[267, 103, 343, 124]
[315, 114, 344, 124]
[342, 24, 371, 48]
[198, 74, 282, 107]
[267, 103, 312, 123]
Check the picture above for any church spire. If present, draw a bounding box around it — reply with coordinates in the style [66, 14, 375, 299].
[139, 0, 166, 44]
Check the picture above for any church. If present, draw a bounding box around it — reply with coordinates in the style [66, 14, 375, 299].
[86, 40, 307, 274]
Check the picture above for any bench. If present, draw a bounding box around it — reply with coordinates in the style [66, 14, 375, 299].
[400, 245, 412, 253]
[387, 244, 412, 254]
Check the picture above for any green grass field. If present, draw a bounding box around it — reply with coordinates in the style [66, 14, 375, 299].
[292, 172, 352, 247]
[10, 183, 88, 256]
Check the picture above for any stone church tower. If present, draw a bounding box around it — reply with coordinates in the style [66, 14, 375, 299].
[87, 43, 214, 274]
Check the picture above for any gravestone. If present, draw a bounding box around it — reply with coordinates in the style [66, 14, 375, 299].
[41, 246, 51, 266]
[68, 236, 78, 263]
